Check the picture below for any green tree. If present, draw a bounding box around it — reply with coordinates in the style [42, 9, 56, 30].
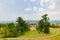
[36, 19, 44, 33]
[3, 23, 18, 38]
[7, 23, 18, 37]
[16, 17, 30, 34]
[37, 14, 50, 34]
[42, 14, 50, 33]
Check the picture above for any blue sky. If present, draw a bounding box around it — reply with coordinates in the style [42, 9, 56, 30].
[0, 0, 60, 20]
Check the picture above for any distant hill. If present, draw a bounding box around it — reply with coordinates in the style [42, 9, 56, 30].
[0, 20, 60, 24]
[25, 20, 38, 25]
[49, 20, 60, 24]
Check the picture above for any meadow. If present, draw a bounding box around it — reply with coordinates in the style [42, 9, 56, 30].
[0, 27, 60, 40]
[18, 27, 58, 38]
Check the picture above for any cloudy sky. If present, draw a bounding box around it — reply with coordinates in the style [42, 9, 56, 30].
[0, 0, 60, 20]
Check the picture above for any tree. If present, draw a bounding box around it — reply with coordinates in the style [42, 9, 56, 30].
[36, 19, 44, 33]
[42, 14, 50, 33]
[8, 23, 18, 37]
[3, 23, 18, 38]
[16, 17, 30, 34]
[37, 14, 50, 34]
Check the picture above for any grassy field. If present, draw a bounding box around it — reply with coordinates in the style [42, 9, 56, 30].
[0, 28, 60, 40]
[18, 27, 58, 38]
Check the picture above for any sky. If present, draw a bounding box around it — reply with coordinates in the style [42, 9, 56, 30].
[0, 0, 60, 20]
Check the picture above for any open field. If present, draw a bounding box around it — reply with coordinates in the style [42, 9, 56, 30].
[18, 28, 58, 38]
[0, 28, 60, 40]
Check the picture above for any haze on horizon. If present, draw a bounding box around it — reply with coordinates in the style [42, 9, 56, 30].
[0, 0, 60, 20]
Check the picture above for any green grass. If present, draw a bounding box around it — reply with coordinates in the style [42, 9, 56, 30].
[18, 30, 46, 38]
[18, 28, 58, 38]
[0, 28, 60, 40]
[0, 27, 59, 39]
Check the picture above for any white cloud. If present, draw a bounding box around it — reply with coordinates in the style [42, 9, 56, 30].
[0, 0, 60, 20]
[47, 2, 56, 10]
[0, 13, 24, 20]
[47, 11, 60, 20]
[24, 7, 38, 12]
[33, 7, 38, 12]
[30, 0, 36, 2]
[22, 13, 41, 20]
[44, 0, 50, 3]
[32, 10, 60, 20]
[23, 0, 58, 20]
[40, 0, 50, 7]
[39, 7, 45, 12]
[23, 11, 60, 20]
[24, 8, 32, 11]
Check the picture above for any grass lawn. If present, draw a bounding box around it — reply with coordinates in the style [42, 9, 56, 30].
[18, 28, 58, 38]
